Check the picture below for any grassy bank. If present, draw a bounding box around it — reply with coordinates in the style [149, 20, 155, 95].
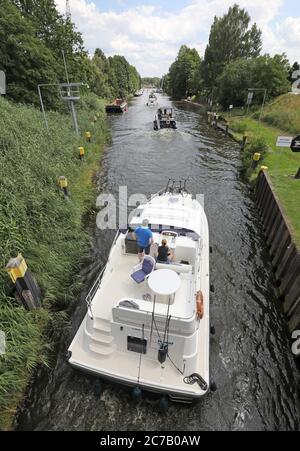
[0, 94, 108, 430]
[226, 93, 300, 247]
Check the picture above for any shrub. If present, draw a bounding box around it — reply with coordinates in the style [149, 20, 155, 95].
[231, 121, 248, 134]
[241, 136, 269, 177]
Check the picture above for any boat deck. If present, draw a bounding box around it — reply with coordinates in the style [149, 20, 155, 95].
[92, 251, 195, 321]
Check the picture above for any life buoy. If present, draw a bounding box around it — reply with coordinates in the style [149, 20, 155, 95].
[196, 290, 204, 320]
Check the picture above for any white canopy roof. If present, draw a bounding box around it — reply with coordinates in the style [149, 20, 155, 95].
[129, 193, 205, 236]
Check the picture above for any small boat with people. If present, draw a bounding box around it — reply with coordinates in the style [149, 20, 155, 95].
[154, 107, 177, 130]
[105, 98, 127, 113]
[147, 92, 158, 107]
[68, 180, 211, 404]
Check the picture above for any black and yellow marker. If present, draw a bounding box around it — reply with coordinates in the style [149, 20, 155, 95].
[58, 176, 69, 198]
[251, 152, 261, 169]
[85, 131, 91, 142]
[6, 254, 41, 310]
[260, 165, 268, 172]
[79, 146, 85, 160]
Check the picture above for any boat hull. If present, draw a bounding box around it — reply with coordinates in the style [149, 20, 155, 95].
[68, 357, 208, 402]
[105, 100, 127, 113]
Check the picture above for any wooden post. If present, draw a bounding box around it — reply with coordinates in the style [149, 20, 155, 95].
[295, 167, 300, 179]
[6, 254, 42, 310]
[225, 124, 229, 136]
[241, 135, 247, 150]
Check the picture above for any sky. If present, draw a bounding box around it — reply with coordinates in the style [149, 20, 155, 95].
[57, 1, 300, 77]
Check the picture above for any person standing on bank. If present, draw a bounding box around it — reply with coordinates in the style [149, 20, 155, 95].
[134, 219, 153, 261]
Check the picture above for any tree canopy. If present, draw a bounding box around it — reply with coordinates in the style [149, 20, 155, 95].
[166, 45, 202, 99]
[216, 54, 291, 108]
[202, 4, 262, 87]
[165, 4, 292, 107]
[0, 0, 141, 107]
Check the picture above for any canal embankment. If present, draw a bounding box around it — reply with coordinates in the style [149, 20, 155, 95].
[0, 94, 108, 430]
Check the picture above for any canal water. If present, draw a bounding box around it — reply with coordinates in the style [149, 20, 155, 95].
[16, 93, 300, 431]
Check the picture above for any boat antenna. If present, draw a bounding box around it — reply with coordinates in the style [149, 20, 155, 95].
[150, 295, 157, 346]
[165, 178, 171, 193]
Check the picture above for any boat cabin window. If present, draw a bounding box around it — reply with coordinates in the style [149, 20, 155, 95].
[127, 336, 147, 354]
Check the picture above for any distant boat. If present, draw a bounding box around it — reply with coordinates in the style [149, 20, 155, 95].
[147, 93, 158, 107]
[134, 89, 144, 97]
[154, 107, 177, 130]
[106, 98, 127, 113]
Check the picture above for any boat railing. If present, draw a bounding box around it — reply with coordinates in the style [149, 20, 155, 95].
[85, 230, 120, 319]
[156, 179, 190, 196]
[85, 266, 106, 319]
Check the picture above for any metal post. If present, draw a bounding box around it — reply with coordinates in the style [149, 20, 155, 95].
[259, 89, 267, 122]
[62, 50, 70, 84]
[70, 100, 79, 136]
[38, 85, 49, 131]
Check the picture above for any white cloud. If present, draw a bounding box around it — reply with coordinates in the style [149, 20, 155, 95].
[56, 0, 300, 76]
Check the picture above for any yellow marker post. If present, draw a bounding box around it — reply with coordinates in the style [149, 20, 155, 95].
[58, 176, 69, 198]
[251, 152, 261, 170]
[5, 254, 41, 309]
[6, 254, 27, 283]
[79, 147, 85, 160]
[85, 131, 91, 142]
[260, 165, 268, 171]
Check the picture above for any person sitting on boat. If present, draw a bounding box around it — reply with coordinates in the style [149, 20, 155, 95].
[134, 219, 154, 261]
[157, 239, 174, 263]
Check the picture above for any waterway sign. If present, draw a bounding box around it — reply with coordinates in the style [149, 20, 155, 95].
[247, 91, 254, 105]
[276, 136, 293, 147]
[290, 135, 300, 152]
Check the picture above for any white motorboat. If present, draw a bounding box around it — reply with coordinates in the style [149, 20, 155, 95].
[154, 107, 177, 130]
[147, 93, 158, 107]
[68, 181, 211, 403]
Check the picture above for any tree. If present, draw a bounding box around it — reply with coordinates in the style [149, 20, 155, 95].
[108, 55, 141, 98]
[0, 0, 59, 107]
[216, 54, 291, 108]
[202, 4, 262, 87]
[166, 45, 201, 99]
[1, 1, 141, 105]
[11, 0, 86, 83]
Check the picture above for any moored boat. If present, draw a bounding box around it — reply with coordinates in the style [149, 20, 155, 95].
[106, 98, 127, 113]
[68, 180, 211, 403]
[134, 89, 144, 97]
[154, 107, 177, 130]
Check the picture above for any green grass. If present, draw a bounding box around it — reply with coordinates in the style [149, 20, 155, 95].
[227, 110, 300, 248]
[256, 93, 300, 135]
[0, 94, 108, 430]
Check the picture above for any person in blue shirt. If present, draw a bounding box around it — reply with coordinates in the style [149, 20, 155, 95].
[134, 219, 153, 261]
